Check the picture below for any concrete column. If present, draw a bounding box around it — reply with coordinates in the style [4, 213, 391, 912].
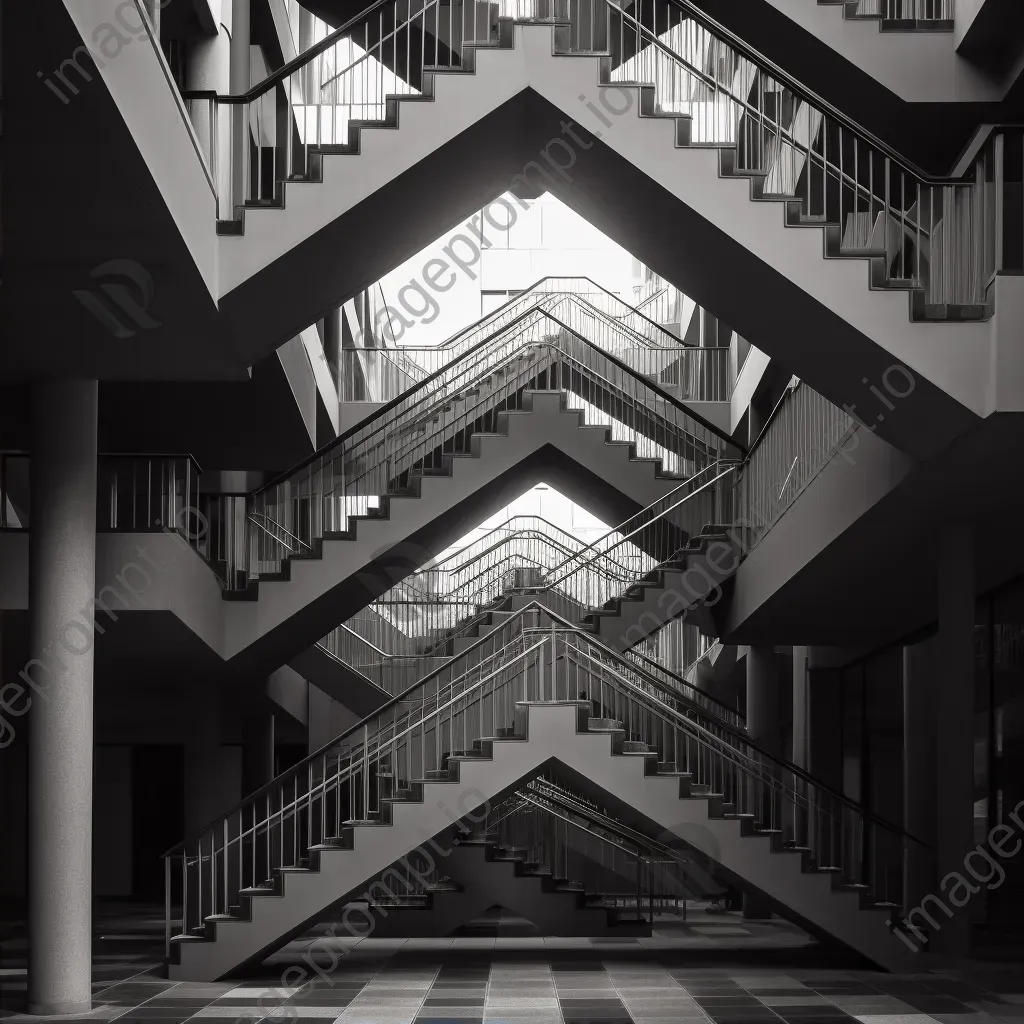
[242, 710, 275, 794]
[903, 638, 938, 913]
[744, 645, 778, 919]
[27, 381, 98, 1016]
[791, 645, 809, 846]
[230, 0, 250, 92]
[183, 680, 225, 836]
[792, 646, 809, 768]
[229, 0, 251, 226]
[186, 1, 233, 214]
[323, 306, 343, 390]
[746, 646, 779, 753]
[931, 526, 976, 955]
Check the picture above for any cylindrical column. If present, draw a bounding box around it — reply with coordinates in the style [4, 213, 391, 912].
[230, 0, 251, 211]
[242, 710, 275, 795]
[746, 646, 779, 752]
[743, 645, 778, 920]
[903, 638, 937, 914]
[792, 646, 809, 768]
[791, 645, 809, 845]
[27, 380, 98, 1016]
[323, 305, 343, 390]
[183, 680, 225, 836]
[931, 526, 976, 955]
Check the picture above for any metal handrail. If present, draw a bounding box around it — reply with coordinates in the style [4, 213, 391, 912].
[437, 278, 694, 353]
[252, 303, 739, 502]
[185, 0, 990, 183]
[551, 625, 932, 849]
[541, 460, 741, 589]
[658, 0, 979, 183]
[163, 628, 549, 856]
[247, 511, 313, 552]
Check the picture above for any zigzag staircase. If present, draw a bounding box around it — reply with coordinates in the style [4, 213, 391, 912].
[196, 0, 1019, 459]
[163, 607, 931, 979]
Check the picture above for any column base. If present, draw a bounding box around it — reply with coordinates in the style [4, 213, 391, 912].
[28, 999, 93, 1016]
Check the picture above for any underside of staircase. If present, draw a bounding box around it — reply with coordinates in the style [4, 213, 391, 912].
[168, 701, 919, 981]
[342, 836, 653, 937]
[216, 22, 990, 462]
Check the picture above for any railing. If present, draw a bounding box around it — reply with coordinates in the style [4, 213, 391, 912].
[162, 606, 929, 951]
[245, 306, 736, 584]
[540, 460, 742, 612]
[554, 626, 931, 910]
[185, 0, 1021, 317]
[330, 515, 638, 649]
[317, 623, 448, 695]
[0, 452, 203, 536]
[342, 280, 732, 404]
[603, 0, 1014, 313]
[739, 377, 858, 550]
[820, 0, 954, 26]
[521, 776, 722, 899]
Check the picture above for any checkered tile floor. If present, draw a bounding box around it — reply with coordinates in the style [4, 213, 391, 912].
[4, 953, 1024, 1024]
[2, 908, 1024, 1024]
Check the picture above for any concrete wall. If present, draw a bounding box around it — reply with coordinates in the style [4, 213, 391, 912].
[62, 0, 220, 298]
[723, 425, 914, 637]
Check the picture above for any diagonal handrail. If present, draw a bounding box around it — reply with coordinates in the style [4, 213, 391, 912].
[540, 460, 741, 590]
[252, 303, 741, 501]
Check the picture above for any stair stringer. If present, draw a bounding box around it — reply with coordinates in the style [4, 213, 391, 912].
[514, 25, 990, 425]
[218, 43, 529, 296]
[221, 393, 684, 663]
[169, 701, 582, 981]
[593, 533, 743, 651]
[548, 719, 920, 972]
[171, 701, 919, 979]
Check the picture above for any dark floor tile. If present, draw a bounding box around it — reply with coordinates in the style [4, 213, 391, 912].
[778, 1017, 855, 1024]
[698, 998, 766, 1007]
[773, 1009, 850, 1016]
[561, 1018, 634, 1024]
[746, 992, 814, 998]
[120, 1010, 196, 1018]
[705, 1014, 781, 1021]
[416, 1018, 483, 1024]
[560, 1000, 628, 1006]
[115, 1017, 191, 1024]
[901, 997, 973, 1014]
[424, 999, 486, 1006]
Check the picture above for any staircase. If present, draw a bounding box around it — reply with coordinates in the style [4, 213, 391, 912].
[164, 619, 929, 980]
[342, 834, 653, 937]
[197, 0, 1015, 458]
